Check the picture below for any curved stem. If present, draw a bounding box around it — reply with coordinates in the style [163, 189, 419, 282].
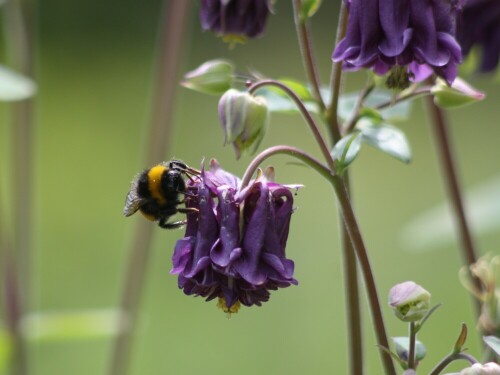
[292, 0, 325, 112]
[325, 2, 348, 144]
[248, 80, 335, 170]
[342, 82, 375, 136]
[429, 352, 478, 375]
[242, 146, 396, 375]
[240, 145, 332, 189]
[108, 2, 191, 375]
[424, 95, 482, 319]
[375, 86, 432, 111]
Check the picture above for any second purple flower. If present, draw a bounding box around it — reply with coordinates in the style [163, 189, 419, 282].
[333, 0, 463, 86]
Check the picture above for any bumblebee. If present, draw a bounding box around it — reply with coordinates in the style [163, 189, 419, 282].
[124, 160, 200, 229]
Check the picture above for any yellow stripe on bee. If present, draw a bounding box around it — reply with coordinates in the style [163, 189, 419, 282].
[147, 165, 167, 204]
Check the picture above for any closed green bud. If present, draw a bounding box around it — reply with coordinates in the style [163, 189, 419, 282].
[181, 59, 234, 95]
[218, 89, 269, 159]
[431, 77, 485, 108]
[389, 281, 431, 322]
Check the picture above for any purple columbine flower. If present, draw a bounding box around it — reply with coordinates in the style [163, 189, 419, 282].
[457, 0, 500, 73]
[170, 160, 299, 314]
[200, 0, 273, 44]
[332, 0, 463, 86]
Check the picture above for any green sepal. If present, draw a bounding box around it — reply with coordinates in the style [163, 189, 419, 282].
[453, 323, 468, 354]
[181, 59, 234, 95]
[393, 336, 427, 362]
[300, 0, 322, 21]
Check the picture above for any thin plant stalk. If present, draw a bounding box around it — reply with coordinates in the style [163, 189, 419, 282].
[2, 0, 35, 373]
[292, 0, 325, 112]
[408, 322, 417, 369]
[241, 146, 396, 375]
[424, 96, 482, 319]
[108, 2, 191, 375]
[340, 174, 363, 375]
[325, 4, 364, 373]
[325, 2, 348, 143]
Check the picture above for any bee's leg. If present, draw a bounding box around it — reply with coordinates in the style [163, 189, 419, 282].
[158, 218, 186, 229]
[177, 207, 199, 214]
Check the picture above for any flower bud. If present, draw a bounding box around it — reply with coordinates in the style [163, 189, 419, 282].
[459, 362, 500, 375]
[431, 77, 485, 108]
[181, 59, 234, 95]
[218, 89, 269, 159]
[200, 0, 273, 45]
[389, 281, 431, 322]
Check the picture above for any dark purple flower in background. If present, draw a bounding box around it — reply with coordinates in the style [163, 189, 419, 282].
[200, 0, 273, 44]
[171, 160, 299, 314]
[457, 0, 500, 73]
[333, 0, 463, 86]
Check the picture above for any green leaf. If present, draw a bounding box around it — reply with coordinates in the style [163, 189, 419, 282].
[358, 120, 411, 163]
[300, 0, 322, 20]
[484, 336, 500, 356]
[0, 65, 36, 101]
[254, 88, 318, 114]
[0, 325, 10, 374]
[393, 337, 427, 362]
[331, 132, 362, 173]
[338, 89, 412, 122]
[21, 309, 123, 342]
[274, 78, 313, 102]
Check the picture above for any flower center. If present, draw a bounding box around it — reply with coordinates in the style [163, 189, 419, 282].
[217, 297, 241, 318]
[386, 66, 414, 90]
[221, 34, 247, 48]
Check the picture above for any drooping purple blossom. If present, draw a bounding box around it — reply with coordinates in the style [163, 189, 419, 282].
[200, 0, 273, 42]
[333, 0, 463, 86]
[170, 160, 299, 313]
[457, 0, 500, 73]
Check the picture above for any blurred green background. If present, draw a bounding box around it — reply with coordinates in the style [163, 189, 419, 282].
[1, 1, 499, 374]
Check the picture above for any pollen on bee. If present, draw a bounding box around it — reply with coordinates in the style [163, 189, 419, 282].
[217, 297, 241, 318]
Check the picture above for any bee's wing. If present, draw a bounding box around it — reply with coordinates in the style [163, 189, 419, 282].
[123, 178, 143, 217]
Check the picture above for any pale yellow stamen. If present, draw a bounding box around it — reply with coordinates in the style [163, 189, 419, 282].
[217, 297, 241, 318]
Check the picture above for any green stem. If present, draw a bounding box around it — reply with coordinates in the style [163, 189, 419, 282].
[340, 173, 363, 375]
[331, 177, 396, 375]
[108, 2, 191, 375]
[292, 0, 325, 112]
[248, 80, 334, 170]
[325, 2, 348, 144]
[342, 82, 375, 136]
[240, 145, 331, 189]
[408, 322, 417, 369]
[374, 86, 432, 111]
[424, 95, 482, 320]
[242, 146, 396, 375]
[429, 352, 478, 375]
